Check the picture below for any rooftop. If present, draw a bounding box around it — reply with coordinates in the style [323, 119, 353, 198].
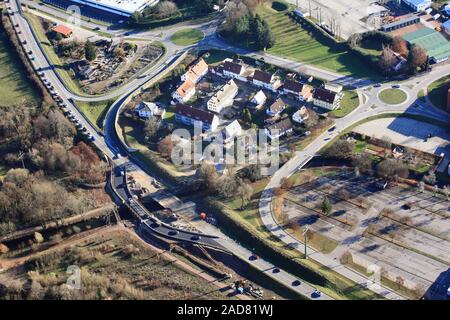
[403, 27, 450, 61]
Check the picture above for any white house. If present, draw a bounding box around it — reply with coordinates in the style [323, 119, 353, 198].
[222, 60, 247, 82]
[223, 120, 242, 143]
[252, 70, 281, 92]
[249, 90, 267, 109]
[207, 79, 238, 113]
[175, 104, 219, 131]
[135, 102, 165, 119]
[292, 106, 309, 124]
[264, 118, 293, 140]
[172, 79, 196, 103]
[313, 88, 342, 110]
[181, 58, 209, 84]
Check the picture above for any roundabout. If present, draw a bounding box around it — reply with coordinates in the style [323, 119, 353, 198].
[378, 88, 408, 105]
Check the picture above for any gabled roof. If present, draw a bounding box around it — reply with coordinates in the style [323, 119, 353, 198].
[253, 70, 273, 84]
[190, 58, 208, 77]
[53, 25, 72, 37]
[283, 79, 304, 93]
[223, 120, 242, 139]
[176, 80, 195, 98]
[222, 61, 244, 75]
[313, 88, 337, 104]
[266, 118, 293, 133]
[268, 98, 286, 113]
[175, 104, 216, 124]
[252, 90, 267, 105]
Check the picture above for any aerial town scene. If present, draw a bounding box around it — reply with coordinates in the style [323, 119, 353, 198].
[0, 0, 449, 307]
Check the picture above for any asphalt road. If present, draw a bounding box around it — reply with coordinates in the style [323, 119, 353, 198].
[9, 0, 450, 299]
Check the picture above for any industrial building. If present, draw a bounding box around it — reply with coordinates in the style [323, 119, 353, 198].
[381, 15, 420, 32]
[402, 27, 450, 63]
[68, 0, 159, 17]
[402, 0, 431, 12]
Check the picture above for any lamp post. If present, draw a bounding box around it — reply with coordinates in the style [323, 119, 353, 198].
[302, 226, 309, 259]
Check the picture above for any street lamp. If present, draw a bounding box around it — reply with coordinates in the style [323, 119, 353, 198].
[302, 226, 309, 259]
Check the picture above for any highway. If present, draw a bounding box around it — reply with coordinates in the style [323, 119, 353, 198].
[7, 0, 450, 299]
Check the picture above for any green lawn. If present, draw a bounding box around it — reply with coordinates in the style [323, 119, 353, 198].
[330, 90, 360, 118]
[76, 100, 112, 131]
[257, 5, 380, 79]
[427, 76, 450, 110]
[170, 28, 204, 46]
[378, 89, 407, 105]
[0, 30, 39, 106]
[203, 49, 235, 66]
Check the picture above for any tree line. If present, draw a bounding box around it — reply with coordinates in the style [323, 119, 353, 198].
[222, 0, 275, 50]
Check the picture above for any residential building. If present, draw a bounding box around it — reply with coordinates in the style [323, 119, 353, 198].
[172, 79, 196, 103]
[249, 90, 267, 109]
[223, 120, 242, 143]
[313, 88, 341, 110]
[175, 104, 219, 131]
[207, 80, 238, 113]
[402, 0, 431, 12]
[135, 102, 165, 119]
[265, 118, 293, 139]
[282, 79, 313, 101]
[292, 106, 309, 124]
[324, 83, 343, 94]
[222, 60, 247, 81]
[181, 58, 209, 84]
[252, 70, 281, 92]
[53, 25, 73, 38]
[266, 98, 286, 117]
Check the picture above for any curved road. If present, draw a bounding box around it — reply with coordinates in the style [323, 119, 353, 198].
[258, 62, 450, 300]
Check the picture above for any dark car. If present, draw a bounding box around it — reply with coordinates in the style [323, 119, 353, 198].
[272, 268, 280, 274]
[191, 235, 201, 241]
[292, 280, 301, 286]
[168, 230, 179, 236]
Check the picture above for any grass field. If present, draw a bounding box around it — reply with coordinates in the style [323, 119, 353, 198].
[257, 5, 379, 79]
[378, 88, 407, 105]
[76, 100, 112, 131]
[330, 90, 360, 118]
[171, 28, 204, 46]
[427, 76, 450, 110]
[0, 30, 39, 106]
[6, 231, 229, 300]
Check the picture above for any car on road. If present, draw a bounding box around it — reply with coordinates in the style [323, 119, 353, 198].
[191, 235, 201, 241]
[249, 253, 258, 261]
[94, 27, 101, 31]
[272, 268, 280, 274]
[373, 83, 381, 88]
[168, 230, 179, 236]
[311, 290, 322, 298]
[328, 126, 336, 132]
[292, 280, 301, 286]
[392, 84, 400, 89]
[27, 50, 32, 55]
[22, 40, 27, 44]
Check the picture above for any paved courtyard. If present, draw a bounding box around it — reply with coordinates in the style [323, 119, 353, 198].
[353, 117, 450, 156]
[283, 171, 450, 299]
